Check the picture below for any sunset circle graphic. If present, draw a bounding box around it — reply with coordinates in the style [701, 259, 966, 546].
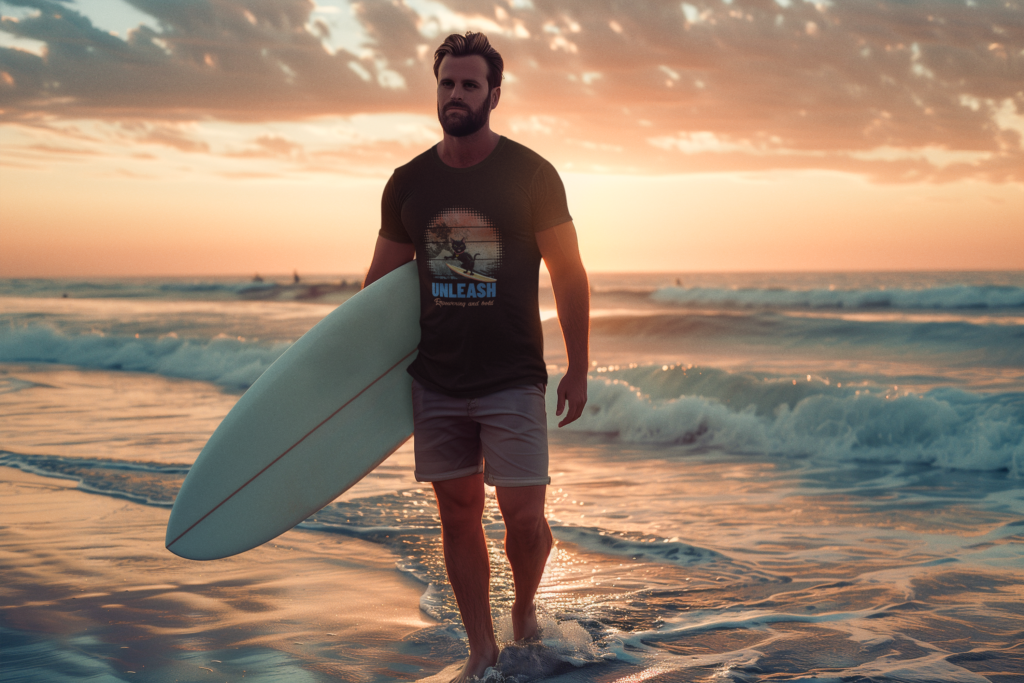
[425, 208, 503, 282]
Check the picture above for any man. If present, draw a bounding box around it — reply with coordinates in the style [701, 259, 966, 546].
[363, 31, 589, 683]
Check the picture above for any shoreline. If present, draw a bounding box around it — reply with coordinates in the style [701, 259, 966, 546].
[0, 467, 439, 682]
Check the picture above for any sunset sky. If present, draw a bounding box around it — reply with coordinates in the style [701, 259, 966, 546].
[1, 0, 1022, 277]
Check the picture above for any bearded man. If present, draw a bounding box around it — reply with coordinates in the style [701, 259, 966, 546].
[363, 31, 589, 683]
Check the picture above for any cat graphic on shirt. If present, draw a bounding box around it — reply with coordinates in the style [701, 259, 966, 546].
[447, 238, 481, 274]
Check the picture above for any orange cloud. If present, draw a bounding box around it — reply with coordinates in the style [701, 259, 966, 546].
[0, 0, 1021, 181]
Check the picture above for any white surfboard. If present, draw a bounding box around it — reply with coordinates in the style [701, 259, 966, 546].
[166, 262, 420, 561]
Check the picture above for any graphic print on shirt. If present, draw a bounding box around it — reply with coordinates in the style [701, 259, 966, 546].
[425, 208, 501, 305]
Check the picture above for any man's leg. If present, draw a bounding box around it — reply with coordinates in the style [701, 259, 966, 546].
[495, 484, 552, 642]
[433, 473, 499, 682]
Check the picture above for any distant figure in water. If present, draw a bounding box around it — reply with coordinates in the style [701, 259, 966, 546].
[293, 270, 300, 284]
[676, 278, 681, 287]
[252, 274, 264, 283]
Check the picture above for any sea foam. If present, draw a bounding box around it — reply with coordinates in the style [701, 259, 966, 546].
[549, 369, 1024, 477]
[4, 326, 1022, 477]
[651, 284, 1024, 310]
[0, 325, 287, 389]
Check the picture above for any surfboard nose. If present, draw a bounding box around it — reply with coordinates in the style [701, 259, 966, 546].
[163, 263, 419, 562]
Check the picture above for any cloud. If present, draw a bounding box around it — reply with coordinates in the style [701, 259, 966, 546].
[490, 0, 1024, 180]
[0, 0, 1021, 181]
[227, 133, 305, 158]
[118, 121, 211, 152]
[0, 0, 428, 120]
[27, 141, 98, 155]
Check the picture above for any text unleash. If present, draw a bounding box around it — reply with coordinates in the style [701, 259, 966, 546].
[431, 281, 496, 299]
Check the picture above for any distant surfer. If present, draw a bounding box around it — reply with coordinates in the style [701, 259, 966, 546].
[364, 32, 589, 683]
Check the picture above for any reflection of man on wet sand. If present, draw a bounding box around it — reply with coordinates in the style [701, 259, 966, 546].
[363, 32, 590, 683]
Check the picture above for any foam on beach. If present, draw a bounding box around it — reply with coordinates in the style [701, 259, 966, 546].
[3, 271, 1023, 682]
[547, 368, 1024, 477]
[0, 325, 288, 389]
[416, 616, 608, 683]
[650, 283, 1024, 310]
[4, 324, 1022, 476]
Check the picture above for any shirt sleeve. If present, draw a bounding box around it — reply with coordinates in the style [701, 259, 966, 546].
[530, 161, 573, 233]
[378, 173, 413, 244]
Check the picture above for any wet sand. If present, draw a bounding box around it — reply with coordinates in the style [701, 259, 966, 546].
[5, 412, 1024, 682]
[0, 467, 436, 682]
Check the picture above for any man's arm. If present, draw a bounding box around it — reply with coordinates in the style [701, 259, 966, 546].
[536, 221, 589, 427]
[363, 236, 415, 288]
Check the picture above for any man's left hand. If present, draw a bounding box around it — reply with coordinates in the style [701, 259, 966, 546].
[555, 370, 588, 427]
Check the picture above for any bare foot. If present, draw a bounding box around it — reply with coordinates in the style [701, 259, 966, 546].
[511, 601, 539, 642]
[448, 645, 499, 683]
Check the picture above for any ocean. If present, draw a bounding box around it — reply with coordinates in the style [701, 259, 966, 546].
[1, 270, 1022, 682]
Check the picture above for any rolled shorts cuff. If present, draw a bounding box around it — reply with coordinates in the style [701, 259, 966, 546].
[483, 473, 551, 487]
[414, 463, 483, 483]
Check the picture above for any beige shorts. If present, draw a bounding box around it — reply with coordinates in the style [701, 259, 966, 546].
[411, 380, 550, 487]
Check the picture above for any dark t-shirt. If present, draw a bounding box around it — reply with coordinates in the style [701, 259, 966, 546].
[379, 136, 572, 398]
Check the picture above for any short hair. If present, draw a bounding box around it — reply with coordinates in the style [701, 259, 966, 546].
[433, 32, 504, 91]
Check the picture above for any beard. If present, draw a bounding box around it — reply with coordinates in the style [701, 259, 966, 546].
[438, 97, 491, 137]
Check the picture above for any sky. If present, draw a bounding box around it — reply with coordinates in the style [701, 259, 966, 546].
[0, 0, 1022, 277]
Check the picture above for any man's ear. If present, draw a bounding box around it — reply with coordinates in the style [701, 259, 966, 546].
[490, 86, 501, 110]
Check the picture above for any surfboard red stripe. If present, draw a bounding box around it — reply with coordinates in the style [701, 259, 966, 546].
[166, 348, 418, 551]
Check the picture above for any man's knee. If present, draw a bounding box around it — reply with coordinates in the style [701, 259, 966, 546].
[433, 475, 486, 530]
[503, 505, 544, 535]
[496, 486, 550, 540]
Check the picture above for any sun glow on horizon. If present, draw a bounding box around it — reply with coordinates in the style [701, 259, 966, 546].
[1, 0, 1022, 277]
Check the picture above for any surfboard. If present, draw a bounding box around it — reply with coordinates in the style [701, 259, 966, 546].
[165, 262, 420, 561]
[447, 263, 497, 282]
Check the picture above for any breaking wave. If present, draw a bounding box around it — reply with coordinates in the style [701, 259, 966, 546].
[550, 367, 1024, 477]
[0, 325, 287, 389]
[3, 326, 1022, 477]
[651, 284, 1024, 310]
